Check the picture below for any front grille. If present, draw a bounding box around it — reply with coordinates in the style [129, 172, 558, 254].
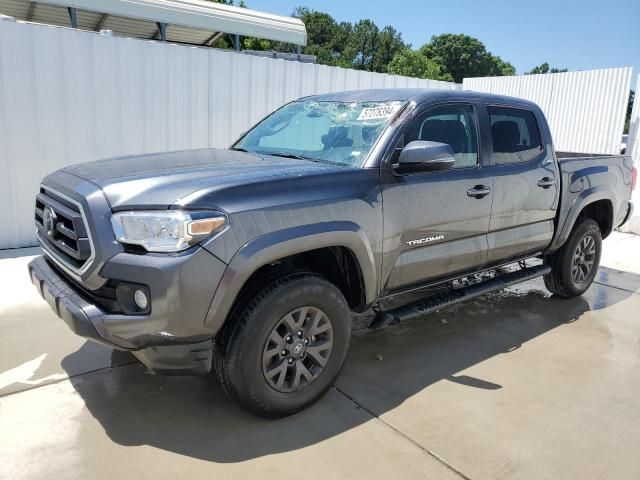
[35, 186, 93, 271]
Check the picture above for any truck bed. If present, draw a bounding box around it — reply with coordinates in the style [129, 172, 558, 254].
[550, 151, 634, 251]
[556, 151, 625, 160]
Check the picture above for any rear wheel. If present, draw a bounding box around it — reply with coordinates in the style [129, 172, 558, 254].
[544, 218, 602, 298]
[214, 272, 351, 418]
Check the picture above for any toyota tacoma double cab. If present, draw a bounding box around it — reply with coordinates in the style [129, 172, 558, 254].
[29, 89, 635, 417]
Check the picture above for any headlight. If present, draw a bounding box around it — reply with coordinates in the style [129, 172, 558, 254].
[110, 210, 227, 252]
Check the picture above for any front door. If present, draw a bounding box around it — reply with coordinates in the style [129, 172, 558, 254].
[381, 103, 493, 293]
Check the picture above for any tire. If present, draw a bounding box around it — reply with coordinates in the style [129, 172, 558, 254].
[214, 271, 352, 418]
[544, 217, 602, 298]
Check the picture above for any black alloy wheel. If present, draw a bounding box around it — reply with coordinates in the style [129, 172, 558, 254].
[262, 306, 334, 393]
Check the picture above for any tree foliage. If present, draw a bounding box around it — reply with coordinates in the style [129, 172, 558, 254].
[293, 8, 351, 65]
[372, 26, 406, 73]
[295, 11, 406, 72]
[345, 20, 380, 70]
[202, 4, 521, 83]
[526, 62, 568, 75]
[419, 34, 514, 83]
[388, 49, 453, 81]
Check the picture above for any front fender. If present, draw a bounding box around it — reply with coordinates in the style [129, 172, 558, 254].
[203, 221, 377, 333]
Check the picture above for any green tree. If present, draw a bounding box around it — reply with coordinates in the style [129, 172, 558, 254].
[419, 34, 514, 83]
[372, 26, 406, 73]
[388, 49, 453, 81]
[293, 8, 350, 65]
[203, 5, 516, 84]
[340, 20, 407, 72]
[526, 62, 568, 74]
[243, 36, 272, 51]
[492, 57, 516, 76]
[345, 19, 380, 70]
[295, 9, 408, 72]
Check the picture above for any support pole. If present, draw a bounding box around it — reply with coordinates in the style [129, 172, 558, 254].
[96, 13, 108, 32]
[67, 7, 77, 28]
[204, 31, 223, 46]
[156, 22, 167, 42]
[234, 33, 240, 51]
[27, 2, 36, 21]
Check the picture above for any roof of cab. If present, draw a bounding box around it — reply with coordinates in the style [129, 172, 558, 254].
[303, 88, 539, 109]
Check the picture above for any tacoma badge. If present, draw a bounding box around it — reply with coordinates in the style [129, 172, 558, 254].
[406, 234, 445, 246]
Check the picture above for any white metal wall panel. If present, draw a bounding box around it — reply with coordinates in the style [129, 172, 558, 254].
[463, 76, 492, 94]
[517, 73, 553, 113]
[629, 74, 640, 168]
[625, 74, 640, 233]
[0, 21, 210, 249]
[208, 55, 459, 149]
[208, 49, 319, 148]
[0, 20, 459, 249]
[463, 68, 632, 155]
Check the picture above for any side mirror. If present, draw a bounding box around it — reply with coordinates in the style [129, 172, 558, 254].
[394, 141, 455, 173]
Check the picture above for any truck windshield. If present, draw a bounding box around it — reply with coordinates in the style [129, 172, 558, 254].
[233, 100, 405, 167]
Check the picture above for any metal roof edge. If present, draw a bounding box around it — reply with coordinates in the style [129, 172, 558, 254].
[38, 0, 307, 44]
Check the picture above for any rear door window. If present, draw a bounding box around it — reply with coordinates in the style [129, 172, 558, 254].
[487, 106, 543, 164]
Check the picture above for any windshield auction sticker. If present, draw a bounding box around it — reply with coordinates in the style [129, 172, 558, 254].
[357, 104, 402, 121]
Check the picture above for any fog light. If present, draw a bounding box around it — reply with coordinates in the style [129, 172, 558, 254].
[133, 289, 148, 310]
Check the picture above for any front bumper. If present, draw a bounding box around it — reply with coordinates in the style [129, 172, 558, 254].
[29, 255, 111, 346]
[29, 248, 227, 375]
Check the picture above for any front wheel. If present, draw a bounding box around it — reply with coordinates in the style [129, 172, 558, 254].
[544, 217, 602, 298]
[214, 272, 352, 418]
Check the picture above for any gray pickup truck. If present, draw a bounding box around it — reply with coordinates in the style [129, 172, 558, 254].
[28, 89, 635, 417]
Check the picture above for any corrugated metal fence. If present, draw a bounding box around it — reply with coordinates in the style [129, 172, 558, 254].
[463, 68, 632, 155]
[628, 75, 640, 169]
[623, 74, 640, 233]
[0, 20, 458, 249]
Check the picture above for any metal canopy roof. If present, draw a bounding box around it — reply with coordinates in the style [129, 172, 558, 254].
[0, 0, 307, 46]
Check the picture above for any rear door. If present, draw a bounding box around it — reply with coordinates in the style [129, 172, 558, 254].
[381, 102, 493, 293]
[482, 105, 559, 265]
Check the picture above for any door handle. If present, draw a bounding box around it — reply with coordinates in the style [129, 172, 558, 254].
[537, 177, 555, 188]
[466, 185, 491, 199]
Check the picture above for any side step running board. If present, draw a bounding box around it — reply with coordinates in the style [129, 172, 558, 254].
[370, 264, 551, 328]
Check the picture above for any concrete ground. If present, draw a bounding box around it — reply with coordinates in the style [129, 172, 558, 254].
[1, 233, 639, 480]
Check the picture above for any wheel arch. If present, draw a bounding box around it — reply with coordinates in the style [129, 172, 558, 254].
[576, 199, 613, 238]
[204, 221, 377, 334]
[553, 186, 615, 250]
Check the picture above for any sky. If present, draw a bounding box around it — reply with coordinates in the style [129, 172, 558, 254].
[246, 0, 640, 80]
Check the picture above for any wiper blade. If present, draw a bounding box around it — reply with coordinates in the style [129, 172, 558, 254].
[261, 151, 320, 162]
[230, 147, 321, 163]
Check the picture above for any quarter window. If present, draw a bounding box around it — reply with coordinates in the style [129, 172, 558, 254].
[487, 106, 543, 164]
[404, 104, 478, 168]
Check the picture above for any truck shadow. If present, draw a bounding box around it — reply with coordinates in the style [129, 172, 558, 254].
[60, 272, 635, 463]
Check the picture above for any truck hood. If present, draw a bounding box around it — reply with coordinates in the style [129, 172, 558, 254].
[63, 148, 337, 209]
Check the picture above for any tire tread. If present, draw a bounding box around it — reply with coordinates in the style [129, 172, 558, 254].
[544, 217, 601, 298]
[213, 270, 349, 417]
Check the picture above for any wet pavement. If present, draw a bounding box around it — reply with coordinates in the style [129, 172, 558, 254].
[1, 233, 639, 479]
